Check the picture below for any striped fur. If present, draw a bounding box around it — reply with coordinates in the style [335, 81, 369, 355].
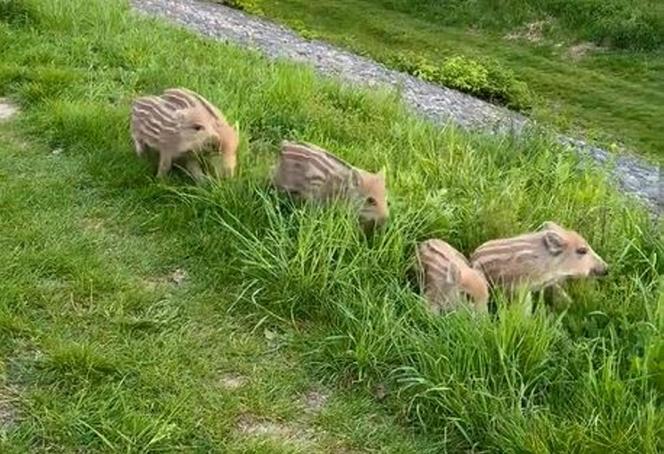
[130, 87, 239, 181]
[416, 239, 489, 314]
[272, 141, 389, 227]
[471, 221, 608, 295]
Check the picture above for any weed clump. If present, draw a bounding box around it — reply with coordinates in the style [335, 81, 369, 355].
[219, 0, 263, 15]
[389, 53, 533, 110]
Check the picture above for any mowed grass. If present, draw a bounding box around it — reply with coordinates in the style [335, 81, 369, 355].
[1, 0, 663, 452]
[381, 0, 664, 51]
[225, 0, 664, 163]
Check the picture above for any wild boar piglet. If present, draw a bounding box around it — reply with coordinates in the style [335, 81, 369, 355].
[272, 141, 389, 228]
[131, 87, 238, 181]
[470, 221, 608, 298]
[416, 239, 489, 314]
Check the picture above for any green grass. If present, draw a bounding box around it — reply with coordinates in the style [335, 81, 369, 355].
[0, 124, 445, 453]
[1, 0, 663, 451]
[223, 0, 664, 163]
[382, 0, 664, 51]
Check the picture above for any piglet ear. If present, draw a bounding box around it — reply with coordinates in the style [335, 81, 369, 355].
[540, 221, 562, 231]
[445, 261, 462, 286]
[543, 230, 566, 256]
[350, 168, 363, 187]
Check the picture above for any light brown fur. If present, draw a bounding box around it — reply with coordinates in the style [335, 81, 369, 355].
[272, 141, 389, 228]
[470, 221, 608, 299]
[131, 87, 239, 182]
[416, 239, 489, 314]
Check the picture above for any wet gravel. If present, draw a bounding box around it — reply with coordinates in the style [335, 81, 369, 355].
[132, 0, 662, 213]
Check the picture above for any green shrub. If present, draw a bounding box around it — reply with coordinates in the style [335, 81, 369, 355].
[482, 60, 533, 111]
[219, 0, 262, 15]
[287, 19, 320, 41]
[389, 52, 440, 83]
[388, 52, 533, 111]
[438, 56, 490, 94]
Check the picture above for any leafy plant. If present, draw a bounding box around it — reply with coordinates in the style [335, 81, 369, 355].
[389, 52, 533, 110]
[220, 0, 262, 15]
[287, 19, 320, 41]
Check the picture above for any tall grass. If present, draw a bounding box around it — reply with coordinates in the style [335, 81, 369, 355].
[1, 0, 662, 451]
[192, 172, 662, 451]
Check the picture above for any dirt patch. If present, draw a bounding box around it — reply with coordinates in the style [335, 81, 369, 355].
[0, 99, 18, 121]
[300, 389, 328, 414]
[167, 268, 187, 286]
[235, 413, 316, 445]
[505, 20, 549, 43]
[567, 42, 606, 61]
[0, 386, 18, 431]
[81, 217, 106, 233]
[143, 268, 188, 291]
[373, 383, 388, 402]
[37, 277, 69, 293]
[219, 372, 248, 390]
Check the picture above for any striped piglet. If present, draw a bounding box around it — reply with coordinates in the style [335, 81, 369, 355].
[131, 87, 239, 181]
[471, 221, 608, 302]
[415, 239, 489, 314]
[272, 141, 389, 229]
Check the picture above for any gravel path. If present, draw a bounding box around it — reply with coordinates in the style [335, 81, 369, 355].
[131, 0, 662, 214]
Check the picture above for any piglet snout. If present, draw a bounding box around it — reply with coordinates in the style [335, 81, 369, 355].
[591, 264, 609, 277]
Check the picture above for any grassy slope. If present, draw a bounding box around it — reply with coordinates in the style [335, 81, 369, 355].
[1, 0, 663, 452]
[0, 3, 443, 452]
[381, 0, 664, 51]
[232, 0, 664, 163]
[0, 128, 445, 453]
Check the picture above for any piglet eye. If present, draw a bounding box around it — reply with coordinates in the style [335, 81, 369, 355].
[192, 124, 204, 131]
[576, 247, 588, 255]
[366, 196, 377, 206]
